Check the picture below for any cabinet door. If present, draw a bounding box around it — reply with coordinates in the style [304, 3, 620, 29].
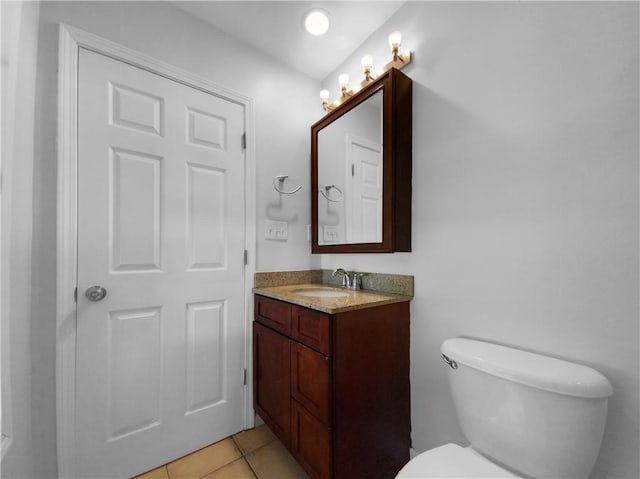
[291, 400, 331, 479]
[253, 322, 291, 447]
[291, 342, 330, 425]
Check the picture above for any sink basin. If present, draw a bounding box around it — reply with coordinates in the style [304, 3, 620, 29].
[293, 288, 350, 299]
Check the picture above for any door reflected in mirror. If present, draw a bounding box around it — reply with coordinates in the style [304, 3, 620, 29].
[317, 90, 383, 245]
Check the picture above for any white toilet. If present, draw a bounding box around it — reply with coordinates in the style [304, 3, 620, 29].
[397, 338, 613, 479]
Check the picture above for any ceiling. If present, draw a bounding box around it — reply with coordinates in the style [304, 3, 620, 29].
[171, 1, 405, 81]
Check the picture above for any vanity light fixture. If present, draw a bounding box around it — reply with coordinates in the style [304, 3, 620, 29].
[319, 89, 334, 112]
[386, 30, 412, 68]
[319, 30, 412, 112]
[338, 73, 353, 97]
[304, 9, 330, 36]
[388, 31, 402, 61]
[320, 73, 352, 112]
[361, 55, 374, 81]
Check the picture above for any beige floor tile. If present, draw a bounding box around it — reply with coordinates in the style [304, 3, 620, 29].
[167, 438, 242, 479]
[245, 441, 309, 479]
[232, 424, 277, 455]
[133, 466, 169, 479]
[201, 458, 257, 479]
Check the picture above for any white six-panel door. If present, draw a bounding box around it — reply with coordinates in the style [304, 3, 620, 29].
[75, 48, 246, 478]
[345, 134, 382, 243]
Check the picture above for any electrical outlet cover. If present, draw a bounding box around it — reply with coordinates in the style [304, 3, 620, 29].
[323, 225, 340, 242]
[265, 220, 288, 241]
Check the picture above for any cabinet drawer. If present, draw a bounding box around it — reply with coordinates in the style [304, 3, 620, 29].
[291, 399, 331, 479]
[255, 295, 291, 335]
[291, 342, 330, 425]
[291, 305, 331, 355]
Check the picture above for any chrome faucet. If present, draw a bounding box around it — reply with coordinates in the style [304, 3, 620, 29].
[332, 268, 350, 287]
[332, 268, 364, 290]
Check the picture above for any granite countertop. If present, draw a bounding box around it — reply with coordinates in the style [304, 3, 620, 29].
[253, 283, 412, 314]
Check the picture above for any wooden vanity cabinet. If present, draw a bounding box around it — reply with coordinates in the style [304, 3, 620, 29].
[253, 321, 291, 447]
[253, 294, 410, 479]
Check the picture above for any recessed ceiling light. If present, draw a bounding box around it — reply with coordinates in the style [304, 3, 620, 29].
[304, 9, 330, 36]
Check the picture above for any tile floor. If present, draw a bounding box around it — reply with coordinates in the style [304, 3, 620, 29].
[133, 424, 309, 479]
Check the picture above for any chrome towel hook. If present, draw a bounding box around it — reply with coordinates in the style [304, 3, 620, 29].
[273, 175, 302, 195]
[320, 184, 343, 203]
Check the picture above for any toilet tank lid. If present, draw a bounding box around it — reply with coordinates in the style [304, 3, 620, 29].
[441, 338, 613, 398]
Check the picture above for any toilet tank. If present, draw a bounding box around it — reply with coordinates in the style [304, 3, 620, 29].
[441, 338, 613, 479]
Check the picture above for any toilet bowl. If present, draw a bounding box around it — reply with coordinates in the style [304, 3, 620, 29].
[396, 443, 518, 478]
[396, 338, 613, 479]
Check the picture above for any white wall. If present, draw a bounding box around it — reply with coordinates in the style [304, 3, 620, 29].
[3, 2, 318, 477]
[5, 2, 638, 478]
[1, 1, 41, 477]
[319, 3, 639, 478]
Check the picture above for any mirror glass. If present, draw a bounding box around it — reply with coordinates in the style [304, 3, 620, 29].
[317, 90, 383, 245]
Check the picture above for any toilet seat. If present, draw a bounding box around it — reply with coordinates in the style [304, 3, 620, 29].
[396, 443, 519, 478]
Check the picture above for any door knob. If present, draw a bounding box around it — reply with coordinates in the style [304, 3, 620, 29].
[85, 285, 107, 302]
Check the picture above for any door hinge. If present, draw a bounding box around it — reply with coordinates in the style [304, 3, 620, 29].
[241, 132, 246, 150]
[74, 287, 78, 303]
[351, 163, 355, 177]
[243, 249, 248, 265]
[243, 369, 247, 386]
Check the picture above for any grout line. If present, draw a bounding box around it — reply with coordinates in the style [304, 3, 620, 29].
[231, 435, 243, 456]
[244, 454, 260, 479]
[233, 433, 261, 478]
[227, 433, 259, 479]
[243, 441, 286, 479]
[196, 439, 245, 479]
[144, 432, 265, 479]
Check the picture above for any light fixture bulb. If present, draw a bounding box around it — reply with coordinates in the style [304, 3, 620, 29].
[388, 31, 402, 48]
[304, 10, 330, 36]
[361, 55, 374, 81]
[338, 74, 352, 97]
[388, 31, 403, 62]
[320, 89, 332, 111]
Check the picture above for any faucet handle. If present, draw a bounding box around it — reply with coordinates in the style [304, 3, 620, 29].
[350, 272, 365, 290]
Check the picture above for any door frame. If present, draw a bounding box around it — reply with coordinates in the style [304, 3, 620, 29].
[56, 24, 256, 478]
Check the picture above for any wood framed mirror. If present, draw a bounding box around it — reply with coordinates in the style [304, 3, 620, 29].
[311, 68, 412, 253]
